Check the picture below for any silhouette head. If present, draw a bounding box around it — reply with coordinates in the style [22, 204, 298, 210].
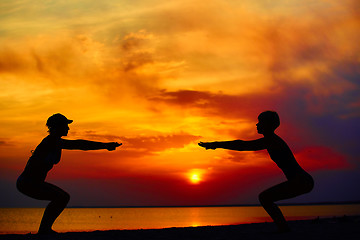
[256, 111, 280, 135]
[46, 113, 73, 136]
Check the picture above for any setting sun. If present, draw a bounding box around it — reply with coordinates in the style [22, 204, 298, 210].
[188, 169, 205, 184]
[190, 174, 201, 184]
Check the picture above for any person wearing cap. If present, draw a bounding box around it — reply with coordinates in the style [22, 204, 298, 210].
[16, 113, 122, 235]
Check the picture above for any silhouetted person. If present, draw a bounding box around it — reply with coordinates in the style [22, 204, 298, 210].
[198, 111, 314, 232]
[16, 113, 122, 235]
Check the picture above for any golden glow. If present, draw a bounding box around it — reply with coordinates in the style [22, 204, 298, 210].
[190, 174, 201, 184]
[188, 169, 205, 184]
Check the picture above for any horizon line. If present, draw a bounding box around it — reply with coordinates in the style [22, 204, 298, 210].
[3, 200, 359, 209]
[71, 200, 360, 208]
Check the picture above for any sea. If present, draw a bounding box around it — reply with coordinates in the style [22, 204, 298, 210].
[1, 204, 360, 234]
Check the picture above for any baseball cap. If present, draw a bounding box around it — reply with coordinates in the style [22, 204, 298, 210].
[46, 113, 73, 128]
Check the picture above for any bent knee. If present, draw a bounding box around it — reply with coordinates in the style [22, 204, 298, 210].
[62, 191, 70, 203]
[56, 191, 70, 204]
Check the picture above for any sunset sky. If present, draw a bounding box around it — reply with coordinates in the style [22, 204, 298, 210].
[1, 0, 359, 207]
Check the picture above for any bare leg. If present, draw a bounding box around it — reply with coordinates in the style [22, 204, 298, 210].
[258, 180, 313, 232]
[259, 197, 290, 232]
[37, 183, 70, 234]
[17, 180, 70, 234]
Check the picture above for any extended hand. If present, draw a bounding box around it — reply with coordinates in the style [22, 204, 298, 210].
[198, 141, 216, 150]
[107, 142, 122, 151]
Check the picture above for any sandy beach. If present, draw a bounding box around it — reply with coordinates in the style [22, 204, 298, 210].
[1, 216, 359, 240]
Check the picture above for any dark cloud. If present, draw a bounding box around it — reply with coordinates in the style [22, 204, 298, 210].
[148, 89, 272, 120]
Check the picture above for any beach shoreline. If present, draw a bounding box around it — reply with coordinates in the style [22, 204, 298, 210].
[1, 215, 359, 240]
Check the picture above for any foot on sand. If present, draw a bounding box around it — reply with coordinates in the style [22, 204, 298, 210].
[37, 229, 58, 235]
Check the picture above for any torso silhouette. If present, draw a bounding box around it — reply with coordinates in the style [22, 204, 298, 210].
[22, 135, 62, 182]
[262, 134, 306, 180]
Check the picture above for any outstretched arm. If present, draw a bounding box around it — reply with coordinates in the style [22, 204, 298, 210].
[198, 139, 266, 151]
[61, 139, 122, 151]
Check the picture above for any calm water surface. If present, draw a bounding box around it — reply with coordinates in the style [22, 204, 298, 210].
[1, 204, 360, 234]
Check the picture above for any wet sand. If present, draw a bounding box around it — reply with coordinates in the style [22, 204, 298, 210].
[1, 216, 359, 240]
